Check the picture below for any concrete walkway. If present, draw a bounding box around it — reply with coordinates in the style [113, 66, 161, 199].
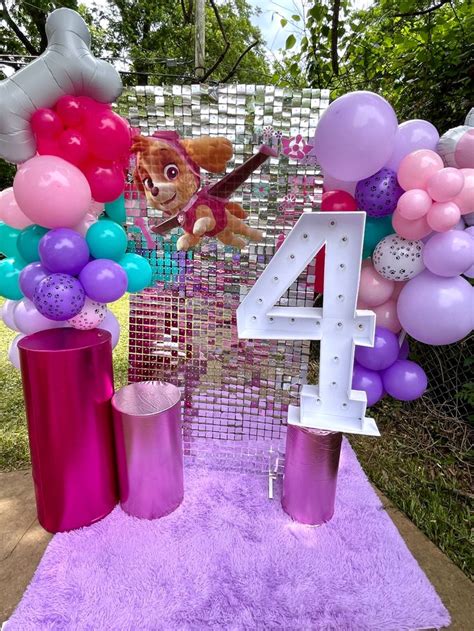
[1, 469, 473, 629]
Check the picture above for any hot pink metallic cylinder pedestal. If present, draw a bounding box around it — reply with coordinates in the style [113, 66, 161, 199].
[112, 381, 183, 520]
[282, 426, 342, 525]
[18, 328, 118, 533]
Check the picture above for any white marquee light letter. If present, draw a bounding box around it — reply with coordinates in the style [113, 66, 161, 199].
[237, 211, 379, 436]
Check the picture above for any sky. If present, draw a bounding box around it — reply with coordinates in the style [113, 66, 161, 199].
[249, 0, 374, 53]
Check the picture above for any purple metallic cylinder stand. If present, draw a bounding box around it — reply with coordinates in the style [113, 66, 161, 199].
[282, 426, 342, 525]
[18, 328, 118, 533]
[112, 381, 183, 520]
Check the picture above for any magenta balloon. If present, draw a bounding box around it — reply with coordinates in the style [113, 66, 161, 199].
[382, 359, 428, 401]
[312, 91, 398, 181]
[423, 229, 474, 277]
[19, 262, 49, 300]
[385, 120, 439, 172]
[397, 270, 473, 344]
[39, 228, 90, 276]
[354, 326, 399, 371]
[352, 362, 384, 406]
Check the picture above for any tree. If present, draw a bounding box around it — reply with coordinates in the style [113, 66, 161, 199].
[277, 0, 474, 130]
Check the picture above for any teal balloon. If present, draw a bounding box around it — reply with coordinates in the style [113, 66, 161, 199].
[0, 258, 24, 300]
[0, 222, 21, 259]
[86, 219, 127, 261]
[17, 224, 49, 263]
[119, 253, 152, 292]
[363, 215, 393, 259]
[104, 194, 126, 225]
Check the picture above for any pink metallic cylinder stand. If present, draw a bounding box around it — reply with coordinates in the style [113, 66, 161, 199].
[18, 328, 118, 533]
[112, 381, 183, 520]
[282, 426, 342, 525]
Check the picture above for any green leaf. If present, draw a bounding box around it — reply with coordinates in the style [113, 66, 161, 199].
[285, 34, 296, 50]
[280, 18, 287, 28]
[292, 14, 301, 22]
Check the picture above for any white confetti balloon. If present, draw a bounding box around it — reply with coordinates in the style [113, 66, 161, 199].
[67, 297, 107, 330]
[372, 234, 425, 281]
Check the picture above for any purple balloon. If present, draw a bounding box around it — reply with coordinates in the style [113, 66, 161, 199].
[382, 359, 428, 401]
[385, 120, 439, 172]
[397, 270, 473, 345]
[423, 229, 474, 277]
[312, 91, 398, 181]
[19, 262, 49, 300]
[355, 326, 399, 371]
[355, 168, 403, 217]
[398, 337, 410, 360]
[352, 362, 384, 406]
[79, 259, 127, 303]
[39, 228, 90, 276]
[33, 273, 85, 321]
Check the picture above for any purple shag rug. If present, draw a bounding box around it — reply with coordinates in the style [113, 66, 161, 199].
[7, 441, 449, 630]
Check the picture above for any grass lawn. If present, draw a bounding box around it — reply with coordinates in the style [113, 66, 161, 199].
[0, 296, 130, 470]
[0, 298, 471, 578]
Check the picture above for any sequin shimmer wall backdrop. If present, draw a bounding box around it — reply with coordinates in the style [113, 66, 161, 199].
[118, 84, 329, 473]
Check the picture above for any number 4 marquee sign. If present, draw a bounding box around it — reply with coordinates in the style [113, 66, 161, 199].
[237, 211, 379, 436]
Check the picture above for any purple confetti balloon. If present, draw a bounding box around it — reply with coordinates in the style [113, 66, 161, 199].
[382, 359, 428, 401]
[39, 228, 90, 276]
[19, 262, 49, 300]
[33, 273, 85, 321]
[79, 258, 128, 303]
[352, 362, 384, 406]
[355, 326, 400, 371]
[355, 168, 403, 217]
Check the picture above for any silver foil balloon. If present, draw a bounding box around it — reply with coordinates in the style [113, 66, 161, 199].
[0, 8, 122, 164]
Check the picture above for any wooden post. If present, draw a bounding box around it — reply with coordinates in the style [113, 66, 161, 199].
[195, 0, 206, 80]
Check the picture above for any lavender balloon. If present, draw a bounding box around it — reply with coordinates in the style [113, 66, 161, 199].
[312, 91, 398, 181]
[423, 229, 474, 277]
[79, 258, 127, 303]
[352, 363, 384, 406]
[14, 298, 64, 334]
[33, 273, 85, 321]
[355, 326, 399, 371]
[356, 168, 403, 217]
[19, 262, 49, 300]
[397, 270, 473, 345]
[99, 310, 120, 348]
[385, 120, 439, 172]
[39, 228, 90, 276]
[382, 359, 428, 401]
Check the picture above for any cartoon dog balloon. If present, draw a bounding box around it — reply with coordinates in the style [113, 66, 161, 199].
[132, 132, 266, 251]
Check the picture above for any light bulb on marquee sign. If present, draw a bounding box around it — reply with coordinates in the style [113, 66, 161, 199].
[237, 211, 379, 436]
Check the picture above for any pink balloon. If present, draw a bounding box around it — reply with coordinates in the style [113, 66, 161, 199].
[58, 129, 89, 166]
[30, 108, 63, 138]
[392, 209, 432, 240]
[397, 149, 443, 191]
[452, 168, 474, 215]
[397, 189, 432, 220]
[13, 156, 91, 229]
[427, 201, 461, 232]
[0, 188, 33, 229]
[84, 162, 125, 203]
[426, 167, 464, 202]
[455, 129, 474, 169]
[89, 199, 105, 217]
[373, 298, 402, 333]
[72, 211, 98, 236]
[391, 280, 406, 300]
[359, 261, 394, 307]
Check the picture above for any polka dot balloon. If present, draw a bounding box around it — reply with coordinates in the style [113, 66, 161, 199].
[33, 273, 85, 321]
[355, 167, 404, 217]
[67, 297, 107, 330]
[372, 234, 425, 281]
